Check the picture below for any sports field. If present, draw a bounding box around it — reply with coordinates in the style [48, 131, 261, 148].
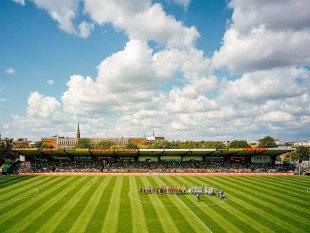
[0, 175, 309, 233]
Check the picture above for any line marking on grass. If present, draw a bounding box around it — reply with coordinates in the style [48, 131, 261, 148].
[128, 189, 227, 207]
[174, 194, 212, 233]
[0, 180, 44, 203]
[307, 188, 310, 193]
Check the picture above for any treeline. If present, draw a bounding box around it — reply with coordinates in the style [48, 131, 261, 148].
[0, 136, 17, 164]
[74, 138, 251, 149]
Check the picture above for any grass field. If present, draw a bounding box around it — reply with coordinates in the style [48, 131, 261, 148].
[0, 175, 309, 233]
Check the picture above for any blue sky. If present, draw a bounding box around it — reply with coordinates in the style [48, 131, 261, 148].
[0, 0, 310, 142]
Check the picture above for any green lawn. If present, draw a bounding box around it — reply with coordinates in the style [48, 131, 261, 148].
[0, 175, 309, 233]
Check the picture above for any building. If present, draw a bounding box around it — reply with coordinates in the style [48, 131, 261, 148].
[41, 136, 59, 148]
[129, 137, 147, 146]
[13, 138, 32, 147]
[293, 141, 310, 148]
[146, 132, 166, 145]
[42, 124, 130, 149]
[275, 139, 285, 146]
[41, 124, 166, 149]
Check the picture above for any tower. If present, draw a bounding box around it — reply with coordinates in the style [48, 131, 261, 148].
[77, 123, 80, 139]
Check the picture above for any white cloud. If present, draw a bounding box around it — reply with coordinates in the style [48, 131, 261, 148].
[12, 0, 25, 5]
[61, 39, 213, 115]
[27, 92, 61, 119]
[84, 0, 199, 47]
[174, 0, 191, 10]
[228, 0, 310, 34]
[31, 0, 80, 35]
[78, 21, 94, 38]
[47, 80, 54, 85]
[6, 67, 16, 74]
[0, 98, 6, 102]
[62, 39, 164, 115]
[225, 67, 310, 103]
[213, 0, 310, 73]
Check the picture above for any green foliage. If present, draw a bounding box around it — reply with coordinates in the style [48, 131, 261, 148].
[125, 142, 139, 149]
[0, 137, 13, 149]
[4, 159, 13, 165]
[179, 141, 204, 149]
[229, 140, 251, 148]
[34, 141, 53, 149]
[0, 136, 17, 164]
[295, 146, 310, 161]
[75, 138, 93, 149]
[204, 141, 227, 149]
[13, 144, 30, 149]
[257, 136, 278, 148]
[95, 140, 115, 149]
[283, 152, 298, 162]
[150, 140, 181, 149]
[138, 141, 150, 149]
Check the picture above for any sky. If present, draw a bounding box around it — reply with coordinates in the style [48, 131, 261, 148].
[0, 0, 310, 142]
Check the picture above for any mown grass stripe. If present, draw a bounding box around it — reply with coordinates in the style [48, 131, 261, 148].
[37, 176, 100, 233]
[237, 176, 310, 207]
[157, 176, 216, 233]
[255, 175, 310, 194]
[117, 176, 133, 233]
[52, 176, 107, 232]
[68, 176, 113, 233]
[0, 175, 39, 189]
[0, 175, 51, 197]
[0, 176, 70, 225]
[140, 175, 182, 233]
[221, 176, 310, 221]
[243, 176, 310, 197]
[172, 175, 249, 233]
[4, 176, 87, 233]
[101, 176, 123, 233]
[150, 176, 197, 233]
[128, 176, 148, 233]
[199, 176, 305, 232]
[84, 176, 118, 233]
[0, 176, 54, 203]
[182, 175, 280, 232]
[135, 176, 165, 233]
[170, 175, 261, 233]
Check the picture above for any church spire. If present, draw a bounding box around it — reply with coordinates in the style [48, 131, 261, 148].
[77, 123, 80, 139]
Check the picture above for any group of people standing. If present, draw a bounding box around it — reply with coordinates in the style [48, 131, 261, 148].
[139, 185, 225, 201]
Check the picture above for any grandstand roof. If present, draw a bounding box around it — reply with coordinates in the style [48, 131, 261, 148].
[13, 148, 294, 158]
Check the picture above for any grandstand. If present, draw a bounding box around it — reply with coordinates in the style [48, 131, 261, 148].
[12, 147, 295, 175]
[13, 147, 293, 162]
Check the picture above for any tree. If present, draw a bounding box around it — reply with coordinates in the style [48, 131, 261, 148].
[295, 146, 310, 161]
[34, 141, 53, 149]
[229, 140, 251, 148]
[257, 136, 277, 148]
[126, 142, 139, 149]
[204, 141, 227, 149]
[75, 138, 93, 149]
[0, 136, 17, 164]
[95, 140, 115, 149]
[179, 141, 203, 149]
[138, 141, 150, 149]
[13, 144, 29, 149]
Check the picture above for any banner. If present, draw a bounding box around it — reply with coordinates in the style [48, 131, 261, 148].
[228, 156, 247, 162]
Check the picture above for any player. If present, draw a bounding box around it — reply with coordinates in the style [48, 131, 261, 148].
[196, 193, 200, 202]
[220, 189, 224, 199]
